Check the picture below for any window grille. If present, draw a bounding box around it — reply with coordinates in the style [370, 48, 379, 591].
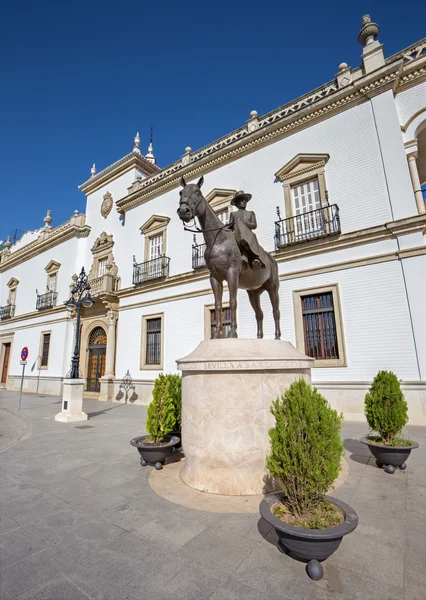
[146, 318, 161, 365]
[301, 292, 339, 360]
[210, 307, 232, 338]
[41, 333, 51, 367]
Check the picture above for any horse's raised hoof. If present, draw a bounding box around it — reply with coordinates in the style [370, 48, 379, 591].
[257, 333, 264, 339]
[227, 329, 238, 339]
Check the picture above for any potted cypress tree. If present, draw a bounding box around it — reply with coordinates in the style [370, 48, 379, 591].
[361, 370, 418, 474]
[260, 379, 358, 580]
[130, 373, 180, 470]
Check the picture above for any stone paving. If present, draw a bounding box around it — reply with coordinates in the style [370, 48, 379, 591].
[0, 390, 424, 600]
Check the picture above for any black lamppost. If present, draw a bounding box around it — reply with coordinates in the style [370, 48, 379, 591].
[65, 267, 94, 379]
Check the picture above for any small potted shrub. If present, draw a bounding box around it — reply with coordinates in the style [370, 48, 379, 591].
[167, 374, 182, 449]
[361, 370, 418, 474]
[260, 379, 358, 581]
[130, 373, 180, 470]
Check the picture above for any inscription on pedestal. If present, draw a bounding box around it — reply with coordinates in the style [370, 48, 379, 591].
[179, 359, 313, 371]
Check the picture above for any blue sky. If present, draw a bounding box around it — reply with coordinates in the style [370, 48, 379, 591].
[1, 1, 425, 241]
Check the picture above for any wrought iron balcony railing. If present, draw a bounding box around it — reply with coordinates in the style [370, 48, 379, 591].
[36, 291, 58, 310]
[0, 304, 15, 320]
[133, 255, 170, 284]
[274, 204, 340, 249]
[192, 239, 207, 269]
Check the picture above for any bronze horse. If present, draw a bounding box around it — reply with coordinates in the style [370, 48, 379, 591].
[177, 177, 281, 339]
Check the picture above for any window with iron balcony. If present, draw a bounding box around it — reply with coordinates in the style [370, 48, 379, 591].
[274, 153, 341, 248]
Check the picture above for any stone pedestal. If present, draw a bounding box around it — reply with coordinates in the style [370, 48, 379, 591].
[177, 339, 313, 495]
[99, 376, 115, 402]
[55, 379, 88, 423]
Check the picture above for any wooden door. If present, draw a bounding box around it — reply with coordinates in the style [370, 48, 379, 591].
[1, 343, 11, 384]
[87, 347, 106, 392]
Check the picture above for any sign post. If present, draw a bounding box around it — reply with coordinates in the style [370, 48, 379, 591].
[18, 347, 28, 411]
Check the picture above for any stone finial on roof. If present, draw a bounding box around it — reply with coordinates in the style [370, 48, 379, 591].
[133, 132, 141, 155]
[90, 163, 96, 177]
[145, 127, 156, 165]
[3, 236, 12, 250]
[43, 209, 53, 230]
[247, 109, 259, 133]
[358, 14, 379, 47]
[185, 146, 192, 154]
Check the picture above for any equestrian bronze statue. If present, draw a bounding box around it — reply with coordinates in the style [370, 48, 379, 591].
[177, 177, 281, 339]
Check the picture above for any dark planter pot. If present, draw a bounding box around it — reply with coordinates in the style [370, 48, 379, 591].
[130, 435, 180, 470]
[360, 437, 419, 474]
[170, 430, 182, 450]
[260, 493, 358, 580]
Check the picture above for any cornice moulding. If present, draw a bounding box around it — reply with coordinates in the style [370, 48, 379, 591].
[0, 222, 91, 272]
[114, 213, 426, 299]
[115, 61, 410, 214]
[79, 153, 160, 195]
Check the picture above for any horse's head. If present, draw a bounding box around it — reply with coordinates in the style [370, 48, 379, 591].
[177, 176, 204, 223]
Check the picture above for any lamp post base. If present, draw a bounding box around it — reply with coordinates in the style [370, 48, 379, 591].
[55, 379, 88, 423]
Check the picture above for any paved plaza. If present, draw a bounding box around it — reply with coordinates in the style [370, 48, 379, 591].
[0, 390, 425, 600]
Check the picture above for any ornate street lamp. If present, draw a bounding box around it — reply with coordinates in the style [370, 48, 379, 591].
[65, 267, 94, 379]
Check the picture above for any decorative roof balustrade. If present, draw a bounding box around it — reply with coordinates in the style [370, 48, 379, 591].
[36, 291, 58, 310]
[0, 304, 15, 320]
[386, 38, 426, 64]
[133, 255, 170, 285]
[274, 204, 341, 249]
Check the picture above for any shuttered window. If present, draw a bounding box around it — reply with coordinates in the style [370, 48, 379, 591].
[210, 307, 232, 338]
[301, 292, 339, 360]
[146, 318, 162, 365]
[40, 333, 51, 367]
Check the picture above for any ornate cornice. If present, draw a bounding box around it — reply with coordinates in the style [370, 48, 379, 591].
[114, 213, 426, 299]
[79, 153, 160, 196]
[0, 215, 90, 272]
[116, 61, 418, 213]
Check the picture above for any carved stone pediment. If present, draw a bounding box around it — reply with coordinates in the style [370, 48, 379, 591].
[91, 232, 114, 254]
[45, 260, 61, 274]
[205, 188, 236, 212]
[275, 153, 330, 182]
[7, 277, 19, 289]
[101, 192, 113, 219]
[140, 215, 170, 236]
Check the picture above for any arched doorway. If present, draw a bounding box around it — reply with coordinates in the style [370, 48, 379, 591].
[86, 326, 107, 392]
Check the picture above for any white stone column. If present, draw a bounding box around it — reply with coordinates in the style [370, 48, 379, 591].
[407, 151, 426, 215]
[99, 308, 118, 402]
[105, 309, 118, 376]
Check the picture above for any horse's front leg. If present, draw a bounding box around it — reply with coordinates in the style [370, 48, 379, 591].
[226, 268, 239, 338]
[210, 275, 223, 339]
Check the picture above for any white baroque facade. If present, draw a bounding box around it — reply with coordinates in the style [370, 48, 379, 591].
[1, 18, 426, 422]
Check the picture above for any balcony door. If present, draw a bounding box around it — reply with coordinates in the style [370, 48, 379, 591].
[291, 178, 323, 240]
[86, 327, 107, 392]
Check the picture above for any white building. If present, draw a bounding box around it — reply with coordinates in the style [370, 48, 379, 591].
[1, 17, 425, 422]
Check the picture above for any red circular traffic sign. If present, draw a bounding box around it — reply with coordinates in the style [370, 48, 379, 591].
[21, 347, 29, 361]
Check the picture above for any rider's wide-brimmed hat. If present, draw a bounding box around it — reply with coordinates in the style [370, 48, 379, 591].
[231, 190, 252, 206]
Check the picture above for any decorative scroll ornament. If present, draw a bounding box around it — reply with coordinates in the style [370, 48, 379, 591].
[101, 192, 113, 219]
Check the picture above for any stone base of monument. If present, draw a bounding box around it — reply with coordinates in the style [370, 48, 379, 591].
[55, 379, 88, 423]
[176, 339, 314, 496]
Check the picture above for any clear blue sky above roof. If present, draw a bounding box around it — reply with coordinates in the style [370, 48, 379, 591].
[1, 1, 425, 240]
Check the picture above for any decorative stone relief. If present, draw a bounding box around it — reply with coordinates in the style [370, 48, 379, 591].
[101, 192, 113, 219]
[91, 231, 114, 255]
